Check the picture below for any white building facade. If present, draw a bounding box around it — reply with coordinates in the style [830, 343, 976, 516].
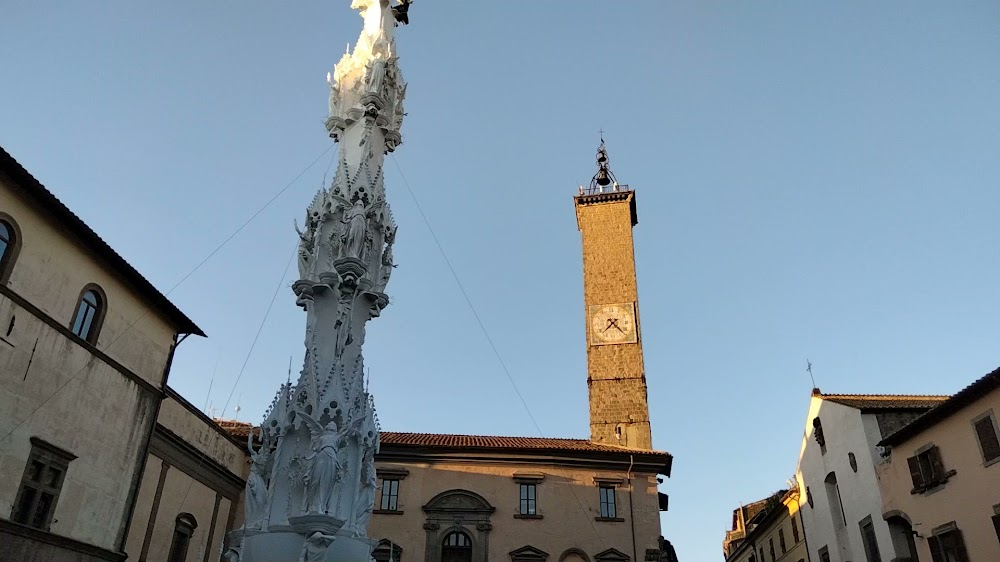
[794, 391, 946, 562]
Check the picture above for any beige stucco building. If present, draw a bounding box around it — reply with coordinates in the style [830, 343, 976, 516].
[723, 488, 809, 562]
[125, 390, 248, 562]
[0, 146, 205, 560]
[876, 367, 1000, 562]
[0, 145, 251, 562]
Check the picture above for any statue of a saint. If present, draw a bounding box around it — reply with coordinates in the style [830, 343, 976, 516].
[299, 412, 346, 515]
[342, 199, 370, 260]
[353, 445, 378, 535]
[245, 431, 270, 528]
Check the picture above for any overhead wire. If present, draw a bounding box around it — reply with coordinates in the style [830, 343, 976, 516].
[388, 154, 611, 549]
[0, 143, 335, 445]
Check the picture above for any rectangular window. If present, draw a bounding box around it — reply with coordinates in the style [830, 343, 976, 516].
[818, 546, 830, 562]
[769, 538, 775, 561]
[379, 479, 399, 511]
[760, 548, 766, 562]
[906, 445, 951, 492]
[859, 516, 882, 562]
[928, 526, 970, 562]
[599, 485, 617, 518]
[993, 513, 1000, 546]
[519, 483, 536, 515]
[973, 412, 1000, 464]
[791, 516, 800, 543]
[11, 438, 76, 531]
[779, 528, 787, 554]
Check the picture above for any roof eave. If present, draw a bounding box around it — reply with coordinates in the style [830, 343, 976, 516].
[0, 146, 205, 337]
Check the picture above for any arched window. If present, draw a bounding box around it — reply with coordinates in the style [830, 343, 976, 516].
[0, 214, 22, 284]
[442, 531, 472, 562]
[168, 513, 197, 562]
[70, 286, 105, 343]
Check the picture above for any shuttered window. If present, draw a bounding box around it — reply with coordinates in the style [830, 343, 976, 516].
[860, 516, 882, 562]
[973, 413, 1000, 463]
[927, 527, 970, 562]
[906, 445, 952, 492]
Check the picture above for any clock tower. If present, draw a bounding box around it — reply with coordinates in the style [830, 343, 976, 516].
[575, 141, 653, 450]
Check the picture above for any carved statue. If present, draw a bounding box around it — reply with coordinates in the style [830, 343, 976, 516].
[299, 412, 347, 515]
[375, 225, 396, 292]
[295, 214, 318, 279]
[327, 72, 341, 117]
[245, 432, 270, 528]
[222, 548, 241, 562]
[338, 197, 379, 261]
[353, 445, 378, 535]
[367, 58, 387, 97]
[334, 298, 354, 359]
[299, 531, 337, 562]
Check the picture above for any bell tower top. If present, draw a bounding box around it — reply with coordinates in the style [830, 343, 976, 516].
[575, 140, 652, 450]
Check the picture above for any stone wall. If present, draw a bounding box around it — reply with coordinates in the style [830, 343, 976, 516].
[576, 192, 652, 450]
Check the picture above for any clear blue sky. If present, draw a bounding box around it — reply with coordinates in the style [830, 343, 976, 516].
[3, 2, 999, 560]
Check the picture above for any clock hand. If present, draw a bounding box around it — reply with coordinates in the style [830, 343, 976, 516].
[603, 318, 616, 333]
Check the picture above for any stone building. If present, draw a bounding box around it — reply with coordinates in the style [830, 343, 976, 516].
[0, 145, 205, 560]
[723, 488, 808, 562]
[125, 389, 247, 562]
[875, 366, 1000, 561]
[223, 145, 674, 562]
[794, 391, 947, 562]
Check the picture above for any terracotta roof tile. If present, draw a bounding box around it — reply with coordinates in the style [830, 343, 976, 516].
[818, 393, 949, 410]
[881, 366, 1000, 446]
[214, 422, 669, 458]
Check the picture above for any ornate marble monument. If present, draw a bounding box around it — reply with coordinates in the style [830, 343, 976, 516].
[229, 1, 409, 560]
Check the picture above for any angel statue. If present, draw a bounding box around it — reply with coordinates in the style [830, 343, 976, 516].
[245, 431, 270, 528]
[298, 412, 347, 515]
[330, 195, 384, 262]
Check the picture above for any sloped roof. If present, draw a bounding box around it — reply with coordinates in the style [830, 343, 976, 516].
[0, 146, 204, 336]
[816, 392, 948, 411]
[881, 366, 1000, 447]
[217, 421, 671, 467]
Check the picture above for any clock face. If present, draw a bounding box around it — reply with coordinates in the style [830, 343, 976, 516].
[590, 303, 637, 345]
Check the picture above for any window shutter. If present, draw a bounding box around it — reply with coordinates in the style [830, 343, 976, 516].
[952, 529, 970, 562]
[906, 456, 923, 489]
[926, 536, 944, 562]
[928, 446, 946, 482]
[974, 416, 1000, 462]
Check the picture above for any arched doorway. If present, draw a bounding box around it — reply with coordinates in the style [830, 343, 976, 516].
[442, 531, 473, 562]
[422, 490, 494, 562]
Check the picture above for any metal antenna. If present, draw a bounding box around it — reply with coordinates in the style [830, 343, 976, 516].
[806, 359, 817, 389]
[287, 356, 293, 386]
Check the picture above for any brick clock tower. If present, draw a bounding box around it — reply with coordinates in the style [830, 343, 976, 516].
[575, 141, 653, 450]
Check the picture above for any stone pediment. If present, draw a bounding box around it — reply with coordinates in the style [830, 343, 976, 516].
[510, 545, 549, 561]
[595, 548, 630, 562]
[423, 489, 495, 514]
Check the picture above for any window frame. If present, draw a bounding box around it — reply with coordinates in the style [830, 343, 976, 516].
[0, 213, 22, 285]
[859, 515, 882, 562]
[379, 478, 400, 511]
[927, 522, 970, 562]
[167, 513, 198, 562]
[791, 515, 800, 543]
[768, 537, 775, 561]
[779, 528, 787, 554]
[598, 485, 618, 520]
[518, 482, 537, 516]
[69, 284, 107, 344]
[10, 437, 77, 531]
[906, 444, 955, 494]
[817, 546, 830, 562]
[971, 409, 1000, 466]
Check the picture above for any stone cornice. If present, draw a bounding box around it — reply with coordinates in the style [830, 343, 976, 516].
[376, 446, 671, 477]
[150, 424, 245, 501]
